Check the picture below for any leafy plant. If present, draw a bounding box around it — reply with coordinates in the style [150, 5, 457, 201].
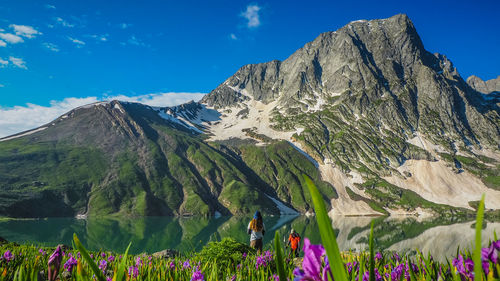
[197, 238, 254, 267]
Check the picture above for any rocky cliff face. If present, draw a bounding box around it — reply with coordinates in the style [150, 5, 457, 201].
[1, 14, 499, 218]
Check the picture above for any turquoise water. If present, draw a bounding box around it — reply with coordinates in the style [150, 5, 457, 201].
[0, 215, 498, 261]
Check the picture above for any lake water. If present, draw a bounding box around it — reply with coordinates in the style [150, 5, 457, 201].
[0, 215, 498, 261]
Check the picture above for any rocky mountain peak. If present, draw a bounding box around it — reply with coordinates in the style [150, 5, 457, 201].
[201, 14, 433, 111]
[467, 75, 500, 94]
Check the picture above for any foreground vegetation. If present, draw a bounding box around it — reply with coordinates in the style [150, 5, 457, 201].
[0, 177, 499, 281]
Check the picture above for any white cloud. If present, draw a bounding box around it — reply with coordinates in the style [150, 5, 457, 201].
[119, 23, 132, 29]
[127, 35, 145, 46]
[105, 92, 206, 107]
[89, 34, 108, 42]
[0, 92, 206, 138]
[240, 4, 261, 28]
[0, 97, 99, 138]
[0, 33, 24, 44]
[0, 58, 8, 66]
[9, 57, 27, 69]
[45, 4, 56, 9]
[43, 42, 59, 52]
[54, 17, 74, 27]
[0, 84, 4, 87]
[0, 40, 5, 47]
[10, 24, 41, 38]
[68, 36, 85, 46]
[230, 33, 238, 40]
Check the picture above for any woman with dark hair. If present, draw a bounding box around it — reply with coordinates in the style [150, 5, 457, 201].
[247, 210, 266, 253]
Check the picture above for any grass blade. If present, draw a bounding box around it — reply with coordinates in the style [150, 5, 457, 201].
[303, 174, 348, 281]
[113, 242, 132, 281]
[473, 194, 485, 281]
[369, 221, 375, 281]
[274, 231, 287, 281]
[73, 233, 106, 281]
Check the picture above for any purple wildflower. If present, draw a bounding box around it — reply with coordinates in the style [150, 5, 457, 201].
[135, 256, 142, 267]
[108, 255, 115, 262]
[99, 260, 107, 272]
[482, 240, 499, 264]
[191, 267, 204, 281]
[183, 260, 191, 270]
[169, 261, 175, 270]
[256, 255, 267, 269]
[64, 257, 78, 272]
[293, 267, 306, 281]
[101, 252, 106, 258]
[375, 252, 382, 262]
[392, 252, 401, 262]
[391, 264, 404, 281]
[48, 246, 63, 281]
[301, 238, 325, 281]
[452, 255, 474, 280]
[363, 268, 382, 281]
[3, 250, 13, 263]
[128, 266, 139, 279]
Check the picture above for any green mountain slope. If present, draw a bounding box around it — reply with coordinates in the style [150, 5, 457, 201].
[0, 101, 333, 217]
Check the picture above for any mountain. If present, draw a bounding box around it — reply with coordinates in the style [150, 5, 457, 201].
[1, 14, 499, 218]
[0, 101, 333, 217]
[467, 75, 500, 94]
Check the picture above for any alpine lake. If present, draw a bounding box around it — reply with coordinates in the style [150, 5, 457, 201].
[1, 215, 499, 262]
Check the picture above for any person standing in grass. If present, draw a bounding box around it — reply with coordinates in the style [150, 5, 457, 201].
[247, 211, 266, 253]
[287, 229, 301, 258]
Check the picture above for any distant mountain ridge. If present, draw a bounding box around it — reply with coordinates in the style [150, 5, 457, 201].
[467, 75, 500, 94]
[1, 14, 499, 218]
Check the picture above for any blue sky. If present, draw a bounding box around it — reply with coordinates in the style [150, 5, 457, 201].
[0, 0, 499, 137]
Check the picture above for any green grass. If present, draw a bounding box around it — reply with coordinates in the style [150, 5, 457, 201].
[238, 141, 337, 212]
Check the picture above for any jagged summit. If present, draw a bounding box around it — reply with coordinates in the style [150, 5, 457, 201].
[201, 13, 429, 109]
[467, 75, 500, 94]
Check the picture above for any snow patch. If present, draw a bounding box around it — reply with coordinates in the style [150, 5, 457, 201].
[309, 93, 327, 112]
[157, 110, 203, 133]
[0, 127, 47, 142]
[288, 141, 319, 168]
[265, 194, 299, 215]
[384, 160, 500, 210]
[206, 98, 296, 143]
[406, 133, 447, 155]
[113, 103, 125, 113]
[350, 19, 367, 24]
[78, 101, 109, 109]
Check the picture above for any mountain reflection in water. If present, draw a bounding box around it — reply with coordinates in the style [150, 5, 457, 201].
[0, 215, 498, 261]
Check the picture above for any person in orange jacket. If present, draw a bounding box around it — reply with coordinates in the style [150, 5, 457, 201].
[286, 229, 301, 258]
